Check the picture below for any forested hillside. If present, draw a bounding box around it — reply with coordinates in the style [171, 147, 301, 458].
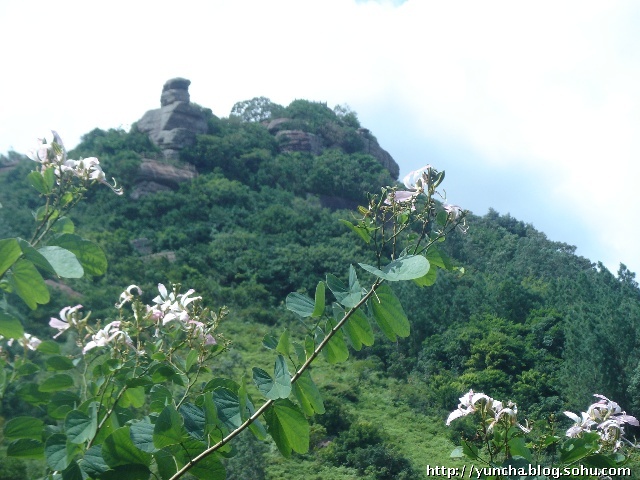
[1, 97, 639, 479]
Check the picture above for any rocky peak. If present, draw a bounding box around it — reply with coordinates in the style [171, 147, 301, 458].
[134, 77, 208, 161]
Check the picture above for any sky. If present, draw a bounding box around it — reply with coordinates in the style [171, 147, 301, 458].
[1, 0, 639, 275]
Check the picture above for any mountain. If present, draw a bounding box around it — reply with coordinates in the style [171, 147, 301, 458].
[1, 80, 639, 479]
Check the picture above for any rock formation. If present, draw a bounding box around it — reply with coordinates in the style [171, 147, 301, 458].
[135, 78, 208, 160]
[357, 128, 399, 180]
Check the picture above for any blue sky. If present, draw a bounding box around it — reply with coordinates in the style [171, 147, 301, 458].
[1, 0, 638, 275]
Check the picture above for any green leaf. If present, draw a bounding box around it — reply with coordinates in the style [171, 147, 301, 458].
[7, 438, 44, 458]
[17, 239, 56, 276]
[154, 405, 185, 448]
[436, 210, 448, 226]
[292, 371, 325, 415]
[121, 387, 145, 408]
[326, 267, 362, 308]
[369, 285, 410, 341]
[265, 399, 309, 457]
[50, 233, 107, 276]
[79, 445, 109, 478]
[339, 219, 371, 243]
[65, 405, 97, 444]
[188, 451, 226, 480]
[213, 388, 242, 430]
[508, 435, 532, 462]
[450, 446, 464, 458]
[343, 307, 374, 351]
[285, 292, 315, 317]
[38, 246, 84, 278]
[0, 238, 21, 277]
[27, 170, 53, 194]
[39, 373, 74, 392]
[8, 258, 50, 309]
[16, 361, 39, 377]
[0, 311, 24, 339]
[129, 421, 158, 453]
[37, 340, 61, 354]
[180, 403, 206, 440]
[3, 416, 44, 440]
[46, 355, 75, 371]
[276, 329, 292, 356]
[150, 385, 172, 413]
[61, 459, 84, 480]
[462, 441, 479, 460]
[52, 216, 75, 234]
[262, 334, 278, 350]
[48, 391, 81, 420]
[238, 378, 267, 441]
[45, 433, 71, 471]
[426, 246, 452, 270]
[253, 355, 292, 400]
[413, 265, 438, 287]
[322, 318, 349, 363]
[17, 382, 51, 405]
[102, 426, 152, 468]
[359, 255, 430, 281]
[312, 281, 325, 317]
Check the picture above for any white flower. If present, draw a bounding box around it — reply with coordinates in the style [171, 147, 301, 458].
[82, 321, 132, 354]
[115, 285, 142, 309]
[27, 131, 66, 167]
[8, 333, 42, 351]
[402, 165, 432, 191]
[150, 284, 202, 326]
[443, 203, 463, 220]
[446, 389, 491, 425]
[49, 304, 83, 339]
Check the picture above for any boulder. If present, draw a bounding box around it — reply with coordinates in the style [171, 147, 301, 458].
[135, 78, 208, 160]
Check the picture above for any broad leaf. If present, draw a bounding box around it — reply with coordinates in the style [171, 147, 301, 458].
[180, 403, 206, 440]
[275, 329, 292, 356]
[342, 306, 374, 350]
[369, 285, 410, 341]
[265, 399, 309, 457]
[38, 246, 84, 278]
[0, 311, 24, 339]
[0, 238, 22, 277]
[27, 170, 53, 194]
[292, 371, 325, 415]
[3, 416, 43, 440]
[312, 281, 325, 317]
[129, 421, 157, 454]
[51, 234, 107, 276]
[7, 438, 44, 458]
[65, 406, 97, 444]
[154, 405, 184, 448]
[285, 292, 315, 317]
[339, 219, 371, 244]
[253, 355, 292, 400]
[39, 373, 74, 392]
[100, 464, 152, 480]
[323, 317, 349, 363]
[17, 239, 56, 276]
[102, 426, 151, 467]
[9, 258, 49, 309]
[359, 255, 429, 281]
[79, 445, 109, 478]
[45, 433, 71, 471]
[326, 267, 362, 308]
[213, 388, 242, 430]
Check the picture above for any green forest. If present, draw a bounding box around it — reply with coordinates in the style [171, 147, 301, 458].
[0, 97, 639, 480]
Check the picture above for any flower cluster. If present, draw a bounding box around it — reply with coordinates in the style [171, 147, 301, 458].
[7, 333, 42, 351]
[446, 389, 530, 433]
[82, 321, 133, 354]
[27, 131, 122, 195]
[564, 394, 639, 450]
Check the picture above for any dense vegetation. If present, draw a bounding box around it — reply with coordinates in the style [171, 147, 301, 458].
[1, 98, 639, 479]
